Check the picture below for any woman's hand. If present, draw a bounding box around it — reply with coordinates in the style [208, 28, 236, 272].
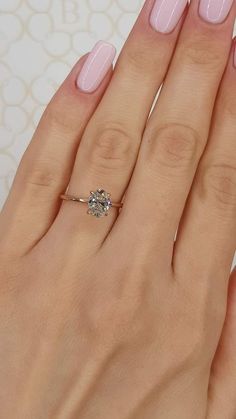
[0, 0, 236, 417]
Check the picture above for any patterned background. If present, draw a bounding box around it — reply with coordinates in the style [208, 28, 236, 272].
[0, 0, 144, 207]
[0, 0, 235, 265]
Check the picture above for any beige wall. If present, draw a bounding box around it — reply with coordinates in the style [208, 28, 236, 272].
[0, 0, 143, 205]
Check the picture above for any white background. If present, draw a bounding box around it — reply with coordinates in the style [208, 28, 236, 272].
[0, 0, 235, 266]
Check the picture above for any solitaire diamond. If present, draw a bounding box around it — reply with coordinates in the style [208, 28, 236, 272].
[88, 189, 112, 218]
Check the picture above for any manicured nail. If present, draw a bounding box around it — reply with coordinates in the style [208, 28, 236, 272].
[77, 41, 116, 93]
[199, 0, 234, 24]
[150, 0, 188, 34]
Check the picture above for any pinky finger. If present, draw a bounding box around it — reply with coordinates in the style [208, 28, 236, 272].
[208, 267, 236, 419]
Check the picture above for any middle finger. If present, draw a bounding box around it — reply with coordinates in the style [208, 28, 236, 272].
[116, 0, 235, 265]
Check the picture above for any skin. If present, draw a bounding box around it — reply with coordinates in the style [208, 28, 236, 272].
[0, 0, 236, 417]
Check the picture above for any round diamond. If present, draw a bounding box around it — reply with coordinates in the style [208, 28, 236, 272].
[88, 189, 112, 218]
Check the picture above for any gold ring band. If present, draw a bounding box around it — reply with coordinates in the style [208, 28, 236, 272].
[60, 194, 123, 208]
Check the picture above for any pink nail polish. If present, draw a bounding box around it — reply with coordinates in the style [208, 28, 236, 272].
[199, 0, 234, 23]
[150, 0, 188, 34]
[77, 41, 116, 93]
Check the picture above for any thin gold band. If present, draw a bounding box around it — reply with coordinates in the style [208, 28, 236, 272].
[60, 194, 123, 209]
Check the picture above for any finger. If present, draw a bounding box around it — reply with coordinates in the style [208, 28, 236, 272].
[174, 41, 236, 278]
[114, 0, 235, 265]
[57, 0, 188, 244]
[207, 267, 236, 419]
[0, 52, 114, 255]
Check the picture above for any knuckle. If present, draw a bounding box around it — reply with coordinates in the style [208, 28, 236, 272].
[123, 47, 146, 70]
[145, 123, 200, 170]
[43, 103, 75, 134]
[122, 43, 157, 74]
[181, 37, 222, 69]
[20, 158, 59, 192]
[200, 163, 236, 209]
[90, 122, 134, 171]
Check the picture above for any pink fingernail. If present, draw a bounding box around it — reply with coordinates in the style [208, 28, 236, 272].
[199, 0, 234, 23]
[77, 41, 116, 93]
[150, 0, 188, 34]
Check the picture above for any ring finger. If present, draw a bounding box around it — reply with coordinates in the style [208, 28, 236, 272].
[56, 0, 188, 245]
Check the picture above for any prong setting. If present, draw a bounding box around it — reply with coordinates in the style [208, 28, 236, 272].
[87, 189, 112, 218]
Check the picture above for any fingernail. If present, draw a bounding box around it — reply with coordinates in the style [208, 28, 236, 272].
[77, 41, 116, 93]
[150, 0, 188, 34]
[199, 0, 234, 24]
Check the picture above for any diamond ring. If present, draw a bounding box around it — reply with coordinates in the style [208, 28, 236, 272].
[60, 189, 123, 218]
